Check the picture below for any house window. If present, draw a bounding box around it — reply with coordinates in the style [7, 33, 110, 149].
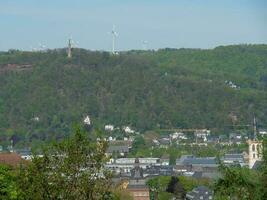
[252, 144, 255, 152]
[253, 154, 256, 159]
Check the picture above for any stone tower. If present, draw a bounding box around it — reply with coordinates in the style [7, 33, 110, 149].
[247, 139, 262, 169]
[67, 39, 72, 58]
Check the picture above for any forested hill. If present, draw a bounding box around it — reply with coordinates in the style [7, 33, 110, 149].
[0, 44, 267, 145]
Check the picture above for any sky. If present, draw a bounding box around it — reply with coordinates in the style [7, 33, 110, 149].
[0, 0, 266, 51]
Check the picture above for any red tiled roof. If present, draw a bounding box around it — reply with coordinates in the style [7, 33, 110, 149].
[0, 152, 26, 168]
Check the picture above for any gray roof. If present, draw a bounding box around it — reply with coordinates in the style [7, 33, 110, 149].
[186, 186, 213, 200]
[185, 158, 216, 165]
[224, 154, 243, 159]
[177, 155, 217, 166]
[159, 138, 170, 145]
[15, 149, 32, 156]
[222, 154, 245, 166]
[107, 145, 129, 153]
[223, 154, 244, 163]
[192, 171, 203, 179]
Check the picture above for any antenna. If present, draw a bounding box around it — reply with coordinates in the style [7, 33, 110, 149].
[110, 25, 118, 54]
[253, 116, 257, 140]
[67, 38, 73, 58]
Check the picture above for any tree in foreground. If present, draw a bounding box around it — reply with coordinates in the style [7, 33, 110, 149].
[214, 164, 261, 200]
[18, 126, 113, 200]
[166, 176, 186, 200]
[214, 138, 267, 200]
[260, 138, 267, 199]
[0, 164, 20, 200]
[147, 176, 188, 200]
[146, 176, 171, 200]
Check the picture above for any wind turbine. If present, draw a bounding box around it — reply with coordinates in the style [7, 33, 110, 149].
[39, 43, 46, 51]
[142, 40, 148, 50]
[110, 25, 118, 54]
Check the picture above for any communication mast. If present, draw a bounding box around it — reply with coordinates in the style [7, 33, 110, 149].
[67, 38, 72, 58]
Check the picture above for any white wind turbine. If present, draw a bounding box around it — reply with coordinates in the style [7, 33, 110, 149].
[110, 25, 118, 54]
[142, 40, 148, 50]
[39, 43, 46, 51]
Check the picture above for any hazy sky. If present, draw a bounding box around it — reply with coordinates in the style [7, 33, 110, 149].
[0, 0, 266, 51]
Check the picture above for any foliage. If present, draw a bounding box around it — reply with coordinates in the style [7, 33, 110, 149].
[18, 126, 113, 200]
[213, 137, 267, 200]
[111, 188, 134, 200]
[147, 175, 211, 200]
[178, 176, 210, 192]
[260, 138, 267, 199]
[0, 164, 20, 200]
[0, 45, 267, 145]
[166, 176, 186, 200]
[130, 135, 147, 155]
[158, 192, 173, 200]
[147, 176, 172, 200]
[214, 164, 261, 200]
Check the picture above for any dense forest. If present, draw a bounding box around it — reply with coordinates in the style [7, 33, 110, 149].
[0, 44, 267, 146]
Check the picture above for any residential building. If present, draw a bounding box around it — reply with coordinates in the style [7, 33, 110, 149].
[106, 145, 129, 157]
[194, 129, 210, 142]
[259, 129, 267, 136]
[222, 153, 246, 166]
[105, 124, 114, 131]
[175, 155, 218, 174]
[127, 158, 150, 200]
[186, 186, 213, 200]
[16, 149, 32, 160]
[106, 140, 132, 157]
[83, 115, 91, 125]
[158, 137, 170, 148]
[105, 157, 166, 174]
[143, 165, 174, 177]
[123, 126, 135, 134]
[0, 152, 27, 168]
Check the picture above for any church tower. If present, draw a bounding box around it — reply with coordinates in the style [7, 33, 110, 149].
[248, 140, 262, 168]
[247, 117, 262, 169]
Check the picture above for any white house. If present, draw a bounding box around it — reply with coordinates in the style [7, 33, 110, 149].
[259, 129, 267, 136]
[194, 129, 210, 142]
[83, 116, 91, 125]
[105, 124, 114, 131]
[123, 126, 135, 134]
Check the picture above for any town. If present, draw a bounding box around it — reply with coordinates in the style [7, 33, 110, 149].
[1, 116, 266, 200]
[0, 1, 266, 199]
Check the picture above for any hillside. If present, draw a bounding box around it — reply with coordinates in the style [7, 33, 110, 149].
[0, 44, 267, 146]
